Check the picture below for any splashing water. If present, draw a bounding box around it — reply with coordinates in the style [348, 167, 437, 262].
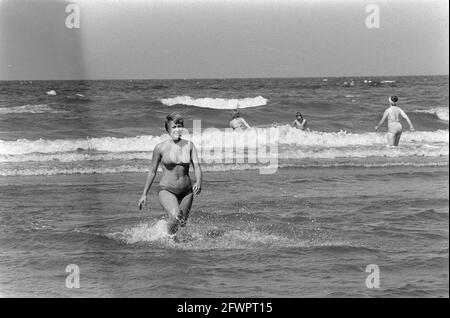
[107, 220, 175, 244]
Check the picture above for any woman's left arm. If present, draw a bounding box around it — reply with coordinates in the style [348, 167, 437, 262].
[400, 109, 414, 131]
[191, 142, 202, 195]
[241, 118, 251, 129]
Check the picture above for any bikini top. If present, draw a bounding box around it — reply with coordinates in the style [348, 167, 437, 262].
[230, 118, 245, 128]
[295, 119, 306, 127]
[161, 143, 191, 169]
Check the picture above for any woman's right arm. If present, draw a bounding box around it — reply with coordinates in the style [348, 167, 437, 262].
[138, 144, 162, 209]
[375, 109, 388, 130]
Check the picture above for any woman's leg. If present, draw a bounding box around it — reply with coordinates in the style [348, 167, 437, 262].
[178, 193, 194, 227]
[387, 132, 395, 146]
[394, 131, 402, 146]
[158, 190, 182, 234]
[387, 123, 402, 147]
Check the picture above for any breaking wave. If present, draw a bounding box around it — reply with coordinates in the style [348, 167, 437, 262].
[160, 96, 267, 109]
[414, 107, 449, 122]
[1, 127, 447, 156]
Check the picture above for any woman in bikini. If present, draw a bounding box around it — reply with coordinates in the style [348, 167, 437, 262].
[375, 96, 414, 146]
[138, 113, 202, 235]
[229, 110, 251, 130]
[292, 112, 308, 131]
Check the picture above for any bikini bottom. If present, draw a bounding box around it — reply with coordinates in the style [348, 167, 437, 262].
[388, 122, 402, 135]
[158, 184, 193, 201]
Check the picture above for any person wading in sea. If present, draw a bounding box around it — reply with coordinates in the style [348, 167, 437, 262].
[375, 95, 414, 147]
[138, 113, 202, 235]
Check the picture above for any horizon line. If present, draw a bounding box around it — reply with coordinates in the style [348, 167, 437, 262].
[1, 73, 448, 82]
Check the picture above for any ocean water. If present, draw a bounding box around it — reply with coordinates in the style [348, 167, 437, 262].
[0, 76, 448, 297]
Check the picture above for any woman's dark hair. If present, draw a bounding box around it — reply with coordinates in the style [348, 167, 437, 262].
[165, 113, 184, 132]
[390, 95, 398, 103]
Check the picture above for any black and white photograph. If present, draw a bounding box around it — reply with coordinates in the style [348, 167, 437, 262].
[0, 0, 448, 300]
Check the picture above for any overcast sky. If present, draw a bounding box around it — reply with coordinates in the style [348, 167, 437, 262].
[0, 0, 448, 80]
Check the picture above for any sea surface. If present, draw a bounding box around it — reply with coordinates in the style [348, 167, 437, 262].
[0, 76, 448, 297]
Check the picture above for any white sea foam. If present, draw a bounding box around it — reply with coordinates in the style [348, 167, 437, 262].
[0, 135, 167, 155]
[274, 127, 449, 147]
[0, 127, 448, 156]
[0, 166, 146, 176]
[0, 159, 447, 176]
[193, 126, 449, 149]
[0, 151, 152, 163]
[414, 107, 449, 121]
[2, 143, 447, 164]
[160, 96, 267, 109]
[280, 146, 448, 160]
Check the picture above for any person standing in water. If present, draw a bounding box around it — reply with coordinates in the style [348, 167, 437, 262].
[138, 113, 202, 235]
[292, 112, 308, 130]
[230, 110, 251, 130]
[375, 95, 414, 146]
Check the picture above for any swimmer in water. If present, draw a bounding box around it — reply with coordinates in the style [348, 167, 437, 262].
[291, 112, 308, 130]
[375, 95, 414, 147]
[230, 110, 251, 130]
[138, 113, 202, 235]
